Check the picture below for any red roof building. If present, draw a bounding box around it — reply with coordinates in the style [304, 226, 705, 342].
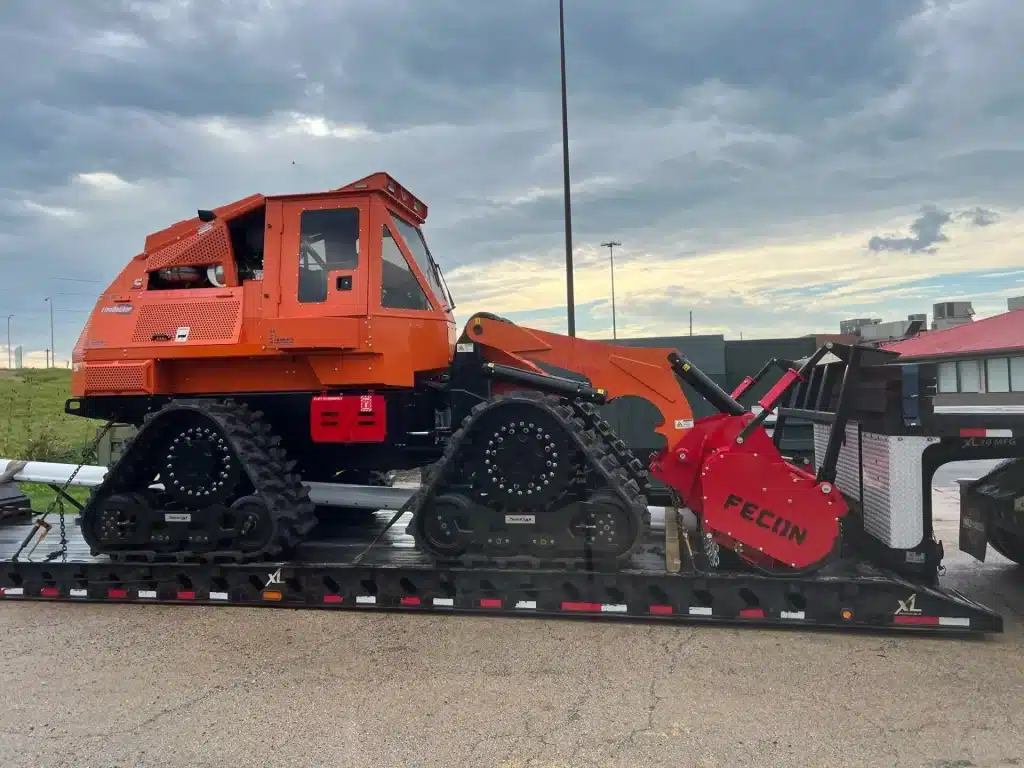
[882, 309, 1024, 402]
[882, 309, 1024, 360]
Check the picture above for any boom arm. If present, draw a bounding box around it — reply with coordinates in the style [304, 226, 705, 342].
[458, 313, 695, 448]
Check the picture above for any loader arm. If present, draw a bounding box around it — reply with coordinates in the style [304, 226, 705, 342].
[458, 312, 695, 448]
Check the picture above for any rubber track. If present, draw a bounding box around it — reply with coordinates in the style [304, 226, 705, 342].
[79, 398, 316, 564]
[406, 391, 651, 570]
[571, 400, 652, 498]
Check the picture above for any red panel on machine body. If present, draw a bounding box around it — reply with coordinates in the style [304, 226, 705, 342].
[310, 394, 387, 443]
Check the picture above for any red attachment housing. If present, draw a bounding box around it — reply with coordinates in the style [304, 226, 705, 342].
[650, 412, 850, 570]
[310, 394, 387, 443]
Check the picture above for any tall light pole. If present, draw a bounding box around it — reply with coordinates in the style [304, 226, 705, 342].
[5, 314, 12, 369]
[44, 297, 54, 368]
[600, 240, 620, 339]
[559, 0, 576, 337]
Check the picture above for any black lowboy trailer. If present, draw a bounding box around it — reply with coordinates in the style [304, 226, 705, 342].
[0, 342, 1019, 635]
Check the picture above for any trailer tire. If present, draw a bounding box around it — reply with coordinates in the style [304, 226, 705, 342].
[988, 526, 1024, 566]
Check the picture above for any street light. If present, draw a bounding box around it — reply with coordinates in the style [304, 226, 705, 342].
[559, 0, 576, 337]
[601, 241, 620, 339]
[5, 314, 12, 369]
[44, 297, 54, 369]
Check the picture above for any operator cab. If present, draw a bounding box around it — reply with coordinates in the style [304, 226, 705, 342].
[139, 172, 455, 325]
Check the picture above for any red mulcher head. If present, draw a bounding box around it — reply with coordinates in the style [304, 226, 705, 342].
[650, 411, 849, 571]
[650, 346, 851, 572]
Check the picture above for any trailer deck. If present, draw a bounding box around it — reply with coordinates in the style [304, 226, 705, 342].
[0, 503, 1002, 634]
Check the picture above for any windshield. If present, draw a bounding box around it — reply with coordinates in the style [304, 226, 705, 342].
[389, 212, 455, 311]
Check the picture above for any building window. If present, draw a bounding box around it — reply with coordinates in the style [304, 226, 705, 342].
[298, 208, 360, 303]
[1011, 357, 1024, 392]
[937, 361, 958, 393]
[381, 225, 430, 311]
[957, 359, 982, 393]
[986, 358, 1010, 393]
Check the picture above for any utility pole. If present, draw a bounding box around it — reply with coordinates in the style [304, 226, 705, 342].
[600, 241, 621, 339]
[5, 314, 12, 369]
[559, 0, 575, 337]
[689, 310, 693, 336]
[44, 297, 54, 368]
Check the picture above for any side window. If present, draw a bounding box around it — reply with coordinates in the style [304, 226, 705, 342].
[381, 225, 430, 311]
[298, 207, 360, 303]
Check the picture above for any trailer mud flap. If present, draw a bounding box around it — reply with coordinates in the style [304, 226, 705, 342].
[958, 481, 989, 562]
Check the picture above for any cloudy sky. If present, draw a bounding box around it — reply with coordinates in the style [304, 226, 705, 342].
[2, 0, 1023, 366]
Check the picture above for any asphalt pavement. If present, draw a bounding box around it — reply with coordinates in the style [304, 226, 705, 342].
[0, 461, 1022, 768]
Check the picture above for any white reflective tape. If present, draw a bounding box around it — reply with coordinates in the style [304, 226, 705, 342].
[515, 600, 537, 610]
[209, 592, 229, 601]
[69, 588, 87, 598]
[356, 595, 376, 604]
[985, 429, 1013, 437]
[138, 590, 157, 599]
[689, 606, 712, 616]
[939, 616, 970, 627]
[2, 587, 24, 596]
[781, 610, 806, 620]
[601, 604, 628, 613]
[432, 597, 454, 607]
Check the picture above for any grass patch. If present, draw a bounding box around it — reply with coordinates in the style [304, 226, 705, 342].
[0, 368, 103, 511]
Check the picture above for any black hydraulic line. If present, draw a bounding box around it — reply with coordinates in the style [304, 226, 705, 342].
[667, 352, 746, 416]
[481, 362, 608, 403]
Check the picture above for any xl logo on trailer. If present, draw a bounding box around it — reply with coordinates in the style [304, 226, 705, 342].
[265, 568, 285, 588]
[896, 593, 922, 615]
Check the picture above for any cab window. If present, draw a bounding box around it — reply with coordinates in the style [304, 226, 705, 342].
[381, 224, 430, 311]
[298, 207, 360, 303]
[389, 212, 447, 308]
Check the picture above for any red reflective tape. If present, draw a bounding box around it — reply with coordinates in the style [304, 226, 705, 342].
[649, 604, 673, 615]
[40, 587, 60, 598]
[739, 607, 765, 618]
[894, 614, 940, 625]
[561, 601, 602, 612]
[323, 594, 344, 604]
[107, 588, 127, 599]
[479, 598, 502, 609]
[959, 428, 987, 437]
[176, 591, 196, 600]
[400, 596, 421, 606]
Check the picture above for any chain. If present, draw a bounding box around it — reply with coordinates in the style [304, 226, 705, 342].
[13, 419, 116, 561]
[57, 497, 67, 561]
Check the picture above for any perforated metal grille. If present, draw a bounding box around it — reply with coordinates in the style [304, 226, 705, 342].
[131, 300, 241, 344]
[146, 223, 232, 272]
[85, 362, 152, 394]
[72, 313, 93, 362]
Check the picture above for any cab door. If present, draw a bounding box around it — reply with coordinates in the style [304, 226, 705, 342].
[266, 197, 369, 349]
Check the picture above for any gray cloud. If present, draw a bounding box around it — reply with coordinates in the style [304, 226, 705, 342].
[2, 0, 1024, 358]
[868, 205, 953, 253]
[867, 203, 1003, 253]
[958, 206, 1000, 227]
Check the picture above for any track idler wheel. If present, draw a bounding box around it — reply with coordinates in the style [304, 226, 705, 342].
[419, 493, 474, 556]
[90, 491, 152, 548]
[568, 490, 639, 559]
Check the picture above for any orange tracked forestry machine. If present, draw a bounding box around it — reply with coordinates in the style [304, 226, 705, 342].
[66, 172, 846, 573]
